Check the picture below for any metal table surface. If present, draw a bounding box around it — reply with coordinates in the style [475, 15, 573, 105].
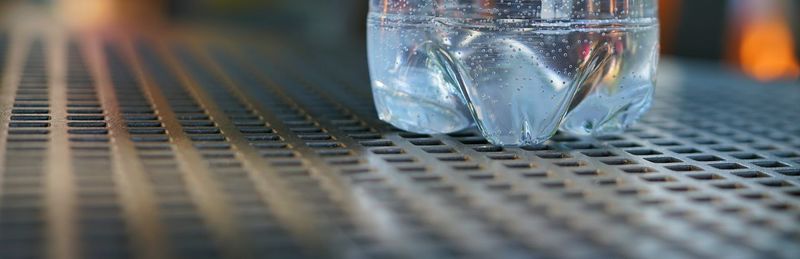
[0, 26, 799, 259]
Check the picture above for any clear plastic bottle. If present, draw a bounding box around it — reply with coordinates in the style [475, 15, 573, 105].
[367, 0, 659, 146]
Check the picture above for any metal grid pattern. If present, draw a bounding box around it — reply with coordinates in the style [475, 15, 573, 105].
[0, 31, 798, 259]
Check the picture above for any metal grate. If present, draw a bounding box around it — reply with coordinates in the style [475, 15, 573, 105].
[0, 32, 798, 259]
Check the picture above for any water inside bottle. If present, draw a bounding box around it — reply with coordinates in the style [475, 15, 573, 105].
[367, 12, 658, 145]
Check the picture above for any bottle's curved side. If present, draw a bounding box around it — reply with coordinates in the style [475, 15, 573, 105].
[367, 14, 473, 134]
[559, 25, 660, 137]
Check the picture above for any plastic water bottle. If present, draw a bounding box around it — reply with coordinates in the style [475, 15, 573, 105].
[367, 0, 659, 146]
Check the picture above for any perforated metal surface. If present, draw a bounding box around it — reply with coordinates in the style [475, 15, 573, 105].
[0, 30, 799, 259]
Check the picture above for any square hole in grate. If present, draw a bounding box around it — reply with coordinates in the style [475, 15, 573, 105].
[129, 128, 166, 135]
[11, 115, 50, 121]
[739, 192, 770, 200]
[12, 109, 49, 114]
[452, 164, 481, 171]
[554, 161, 585, 167]
[758, 180, 794, 188]
[372, 148, 405, 155]
[730, 153, 763, 160]
[641, 175, 676, 182]
[644, 156, 682, 163]
[486, 183, 513, 191]
[718, 206, 745, 214]
[651, 140, 682, 146]
[785, 190, 800, 197]
[189, 135, 226, 142]
[692, 139, 719, 145]
[239, 127, 274, 135]
[201, 152, 235, 159]
[437, 155, 468, 162]
[459, 137, 489, 145]
[710, 146, 740, 152]
[752, 161, 789, 168]
[306, 142, 343, 148]
[317, 149, 352, 157]
[399, 132, 430, 139]
[766, 202, 792, 211]
[9, 129, 49, 135]
[669, 147, 701, 154]
[409, 139, 443, 146]
[447, 131, 476, 137]
[601, 158, 637, 165]
[67, 109, 102, 114]
[468, 174, 495, 180]
[67, 115, 104, 121]
[627, 149, 661, 156]
[688, 195, 720, 203]
[616, 187, 646, 195]
[709, 163, 747, 170]
[537, 152, 571, 159]
[384, 157, 415, 163]
[564, 143, 596, 149]
[348, 133, 382, 140]
[342, 168, 372, 175]
[595, 135, 624, 141]
[540, 180, 567, 189]
[688, 155, 723, 162]
[473, 145, 503, 152]
[638, 198, 667, 206]
[396, 165, 427, 172]
[235, 121, 269, 128]
[712, 182, 747, 190]
[774, 168, 799, 176]
[129, 122, 163, 127]
[731, 171, 770, 178]
[131, 136, 169, 143]
[289, 127, 324, 134]
[520, 144, 553, 151]
[665, 165, 703, 172]
[686, 173, 724, 180]
[504, 162, 534, 169]
[422, 147, 454, 154]
[251, 142, 287, 149]
[14, 103, 49, 108]
[593, 178, 620, 186]
[67, 129, 108, 135]
[752, 144, 777, 151]
[674, 131, 700, 138]
[573, 169, 601, 176]
[733, 137, 755, 143]
[772, 151, 799, 158]
[181, 122, 219, 130]
[581, 150, 616, 157]
[620, 166, 656, 174]
[359, 140, 394, 147]
[330, 119, 361, 126]
[664, 185, 697, 192]
[327, 158, 361, 165]
[261, 150, 296, 158]
[521, 170, 549, 178]
[283, 120, 314, 127]
[9, 122, 50, 128]
[611, 142, 641, 148]
[634, 133, 662, 139]
[486, 153, 518, 160]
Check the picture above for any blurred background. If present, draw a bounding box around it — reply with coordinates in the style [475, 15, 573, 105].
[2, 0, 798, 82]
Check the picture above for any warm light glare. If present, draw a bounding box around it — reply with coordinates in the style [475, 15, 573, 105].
[737, 17, 800, 81]
[60, 0, 114, 28]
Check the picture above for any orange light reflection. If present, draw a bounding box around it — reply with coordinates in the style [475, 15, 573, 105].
[738, 17, 800, 81]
